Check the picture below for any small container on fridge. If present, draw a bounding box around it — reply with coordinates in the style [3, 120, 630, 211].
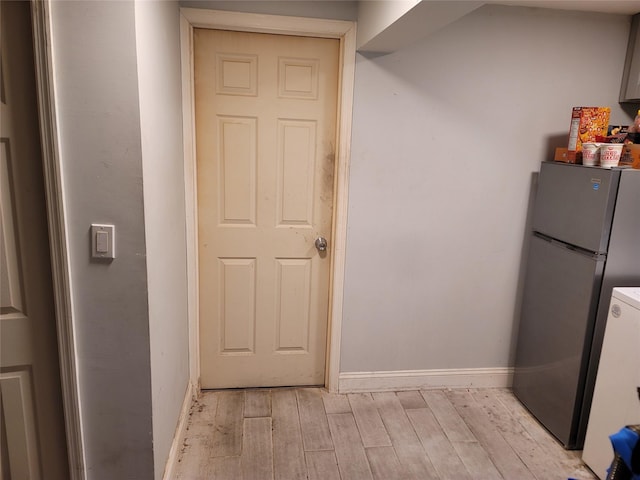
[581, 143, 600, 166]
[599, 144, 624, 168]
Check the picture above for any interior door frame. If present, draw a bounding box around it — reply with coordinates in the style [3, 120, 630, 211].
[179, 8, 356, 393]
[29, 1, 85, 479]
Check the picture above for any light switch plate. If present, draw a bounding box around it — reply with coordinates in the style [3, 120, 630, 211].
[91, 224, 115, 260]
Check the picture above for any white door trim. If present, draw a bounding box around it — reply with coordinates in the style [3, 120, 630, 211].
[179, 8, 356, 393]
[30, 1, 86, 478]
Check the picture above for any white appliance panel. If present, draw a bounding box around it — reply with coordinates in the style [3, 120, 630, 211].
[582, 287, 640, 479]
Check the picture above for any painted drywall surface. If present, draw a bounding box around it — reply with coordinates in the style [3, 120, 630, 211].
[50, 1, 154, 479]
[358, 1, 484, 53]
[341, 5, 631, 373]
[356, 0, 420, 48]
[179, 0, 358, 20]
[134, 2, 190, 479]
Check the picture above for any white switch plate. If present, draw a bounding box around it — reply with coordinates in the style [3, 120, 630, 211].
[91, 224, 115, 259]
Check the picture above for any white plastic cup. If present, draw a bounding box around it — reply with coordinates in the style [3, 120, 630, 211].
[599, 144, 624, 168]
[582, 142, 600, 166]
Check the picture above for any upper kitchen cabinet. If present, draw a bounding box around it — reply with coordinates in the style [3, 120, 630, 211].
[621, 13, 640, 102]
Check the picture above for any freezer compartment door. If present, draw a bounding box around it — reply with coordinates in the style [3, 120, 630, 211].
[513, 233, 605, 448]
[532, 162, 618, 253]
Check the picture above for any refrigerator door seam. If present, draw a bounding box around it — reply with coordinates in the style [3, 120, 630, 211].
[533, 231, 606, 260]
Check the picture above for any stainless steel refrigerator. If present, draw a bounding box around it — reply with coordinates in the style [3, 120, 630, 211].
[513, 161, 640, 449]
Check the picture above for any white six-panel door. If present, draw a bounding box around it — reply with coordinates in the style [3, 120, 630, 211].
[0, 2, 69, 478]
[195, 29, 339, 388]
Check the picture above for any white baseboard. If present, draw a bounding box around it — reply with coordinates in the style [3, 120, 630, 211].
[162, 381, 197, 480]
[338, 367, 514, 393]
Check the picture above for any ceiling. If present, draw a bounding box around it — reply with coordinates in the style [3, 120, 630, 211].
[491, 1, 640, 15]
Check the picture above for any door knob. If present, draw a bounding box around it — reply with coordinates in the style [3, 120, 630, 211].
[315, 237, 327, 252]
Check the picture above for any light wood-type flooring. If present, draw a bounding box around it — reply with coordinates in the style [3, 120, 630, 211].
[174, 387, 599, 480]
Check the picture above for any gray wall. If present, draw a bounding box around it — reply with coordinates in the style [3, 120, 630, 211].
[179, 0, 358, 20]
[134, 2, 190, 480]
[50, 1, 155, 478]
[341, 5, 632, 373]
[181, 2, 633, 376]
[48, 1, 635, 477]
[51, 1, 189, 478]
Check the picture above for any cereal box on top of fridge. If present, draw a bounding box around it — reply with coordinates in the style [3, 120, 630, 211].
[566, 107, 610, 163]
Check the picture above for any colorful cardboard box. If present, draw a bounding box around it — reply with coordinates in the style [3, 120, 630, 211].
[566, 107, 610, 163]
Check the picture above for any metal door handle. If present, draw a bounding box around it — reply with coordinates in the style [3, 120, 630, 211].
[315, 237, 327, 252]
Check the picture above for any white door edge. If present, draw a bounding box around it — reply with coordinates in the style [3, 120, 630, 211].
[179, 8, 356, 394]
[31, 1, 86, 478]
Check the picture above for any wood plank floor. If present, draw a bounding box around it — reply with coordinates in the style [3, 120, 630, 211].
[174, 387, 598, 480]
